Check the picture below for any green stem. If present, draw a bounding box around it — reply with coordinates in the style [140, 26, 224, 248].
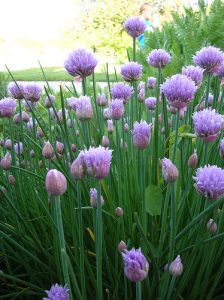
[96, 181, 103, 300]
[140, 151, 146, 234]
[133, 38, 136, 62]
[82, 77, 87, 96]
[136, 282, 141, 300]
[77, 182, 86, 300]
[172, 109, 180, 162]
[169, 183, 176, 261]
[205, 73, 211, 108]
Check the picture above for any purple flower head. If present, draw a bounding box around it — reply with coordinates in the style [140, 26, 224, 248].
[147, 77, 157, 89]
[219, 138, 224, 158]
[44, 94, 55, 108]
[161, 74, 197, 109]
[14, 142, 23, 155]
[111, 83, 133, 103]
[133, 120, 152, 150]
[64, 48, 97, 78]
[71, 151, 85, 180]
[145, 97, 156, 110]
[23, 83, 42, 102]
[83, 146, 112, 180]
[43, 283, 69, 300]
[193, 165, 224, 200]
[121, 62, 142, 82]
[214, 63, 224, 77]
[8, 82, 24, 100]
[75, 96, 93, 120]
[45, 169, 67, 197]
[122, 248, 149, 282]
[96, 93, 107, 106]
[109, 99, 125, 120]
[147, 49, 171, 69]
[0, 97, 16, 118]
[123, 16, 146, 38]
[192, 108, 224, 142]
[23, 100, 38, 111]
[137, 81, 145, 92]
[161, 158, 179, 182]
[193, 46, 224, 73]
[203, 93, 214, 106]
[182, 65, 204, 86]
[67, 97, 78, 110]
[89, 188, 104, 208]
[138, 89, 145, 102]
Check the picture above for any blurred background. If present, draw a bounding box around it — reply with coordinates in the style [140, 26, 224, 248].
[0, 0, 210, 72]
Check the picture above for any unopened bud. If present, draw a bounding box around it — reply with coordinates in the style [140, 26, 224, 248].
[76, 129, 80, 137]
[30, 149, 35, 158]
[118, 240, 127, 253]
[4, 139, 12, 150]
[207, 219, 217, 234]
[56, 141, 64, 155]
[115, 207, 123, 217]
[90, 188, 104, 208]
[169, 255, 183, 277]
[42, 141, 54, 159]
[22, 111, 30, 123]
[37, 127, 44, 138]
[188, 149, 198, 168]
[71, 152, 85, 180]
[107, 119, 114, 134]
[45, 169, 67, 197]
[0, 153, 12, 170]
[161, 158, 179, 182]
[102, 136, 110, 147]
[124, 122, 129, 132]
[71, 144, 77, 153]
[8, 175, 16, 186]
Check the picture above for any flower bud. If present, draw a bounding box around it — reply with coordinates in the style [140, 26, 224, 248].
[39, 160, 43, 168]
[124, 122, 129, 132]
[118, 240, 127, 253]
[169, 255, 183, 277]
[45, 169, 67, 196]
[96, 93, 107, 106]
[103, 108, 111, 120]
[0, 153, 12, 170]
[42, 141, 54, 159]
[76, 129, 80, 137]
[107, 120, 114, 134]
[4, 139, 12, 150]
[8, 175, 16, 186]
[71, 144, 77, 153]
[70, 151, 85, 180]
[147, 77, 156, 89]
[56, 141, 64, 155]
[37, 127, 44, 138]
[13, 113, 20, 124]
[158, 114, 162, 124]
[89, 188, 104, 208]
[207, 219, 217, 234]
[115, 207, 123, 217]
[102, 136, 110, 147]
[22, 111, 30, 123]
[188, 149, 198, 168]
[161, 158, 179, 182]
[30, 149, 35, 158]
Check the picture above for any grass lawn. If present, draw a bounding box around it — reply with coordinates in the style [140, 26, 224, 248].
[2, 66, 121, 82]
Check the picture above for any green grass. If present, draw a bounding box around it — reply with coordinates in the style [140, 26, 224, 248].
[3, 66, 121, 82]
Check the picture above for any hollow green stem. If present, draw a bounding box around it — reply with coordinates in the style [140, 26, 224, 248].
[136, 282, 141, 300]
[172, 109, 180, 162]
[205, 73, 211, 108]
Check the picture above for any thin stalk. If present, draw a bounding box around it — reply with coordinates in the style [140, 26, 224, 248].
[133, 38, 136, 62]
[140, 151, 146, 234]
[204, 73, 211, 108]
[96, 181, 103, 300]
[136, 282, 141, 300]
[77, 181, 86, 300]
[169, 183, 176, 261]
[172, 109, 180, 162]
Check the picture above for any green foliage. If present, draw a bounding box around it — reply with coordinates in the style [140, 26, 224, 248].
[145, 185, 162, 216]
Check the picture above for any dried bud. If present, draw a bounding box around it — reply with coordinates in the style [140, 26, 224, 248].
[0, 153, 12, 170]
[30, 149, 35, 158]
[207, 219, 217, 234]
[42, 141, 54, 159]
[89, 188, 104, 208]
[102, 136, 110, 147]
[71, 144, 77, 153]
[169, 255, 183, 277]
[115, 207, 123, 217]
[158, 114, 162, 124]
[118, 240, 127, 253]
[161, 158, 179, 182]
[188, 149, 198, 168]
[56, 141, 64, 155]
[45, 169, 67, 197]
[8, 175, 16, 186]
[39, 160, 43, 168]
[76, 129, 80, 137]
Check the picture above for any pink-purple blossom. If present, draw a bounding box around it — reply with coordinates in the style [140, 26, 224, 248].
[111, 83, 133, 103]
[121, 62, 142, 82]
[123, 16, 146, 38]
[43, 283, 69, 300]
[133, 120, 152, 150]
[147, 49, 171, 69]
[0, 97, 16, 118]
[145, 97, 156, 110]
[8, 82, 24, 100]
[23, 83, 42, 102]
[109, 99, 125, 120]
[182, 65, 204, 86]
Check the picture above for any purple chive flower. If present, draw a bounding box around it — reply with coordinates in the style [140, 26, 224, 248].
[145, 97, 156, 110]
[147, 49, 171, 69]
[64, 48, 97, 78]
[0, 97, 16, 118]
[204, 93, 214, 106]
[133, 120, 152, 150]
[44, 94, 55, 108]
[138, 89, 145, 102]
[96, 93, 107, 106]
[137, 81, 145, 92]
[23, 83, 42, 102]
[67, 97, 78, 110]
[14, 142, 23, 155]
[123, 16, 146, 38]
[109, 99, 125, 120]
[83, 146, 112, 180]
[182, 65, 204, 86]
[161, 74, 197, 109]
[45, 169, 67, 197]
[192, 108, 224, 142]
[122, 248, 149, 282]
[193, 46, 224, 73]
[75, 96, 93, 120]
[161, 158, 179, 182]
[147, 77, 157, 89]
[111, 83, 133, 103]
[219, 138, 224, 157]
[103, 108, 111, 120]
[121, 62, 142, 82]
[193, 165, 224, 200]
[23, 100, 38, 111]
[71, 151, 85, 180]
[43, 283, 69, 300]
[8, 82, 24, 100]
[89, 188, 104, 208]
[214, 63, 224, 77]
